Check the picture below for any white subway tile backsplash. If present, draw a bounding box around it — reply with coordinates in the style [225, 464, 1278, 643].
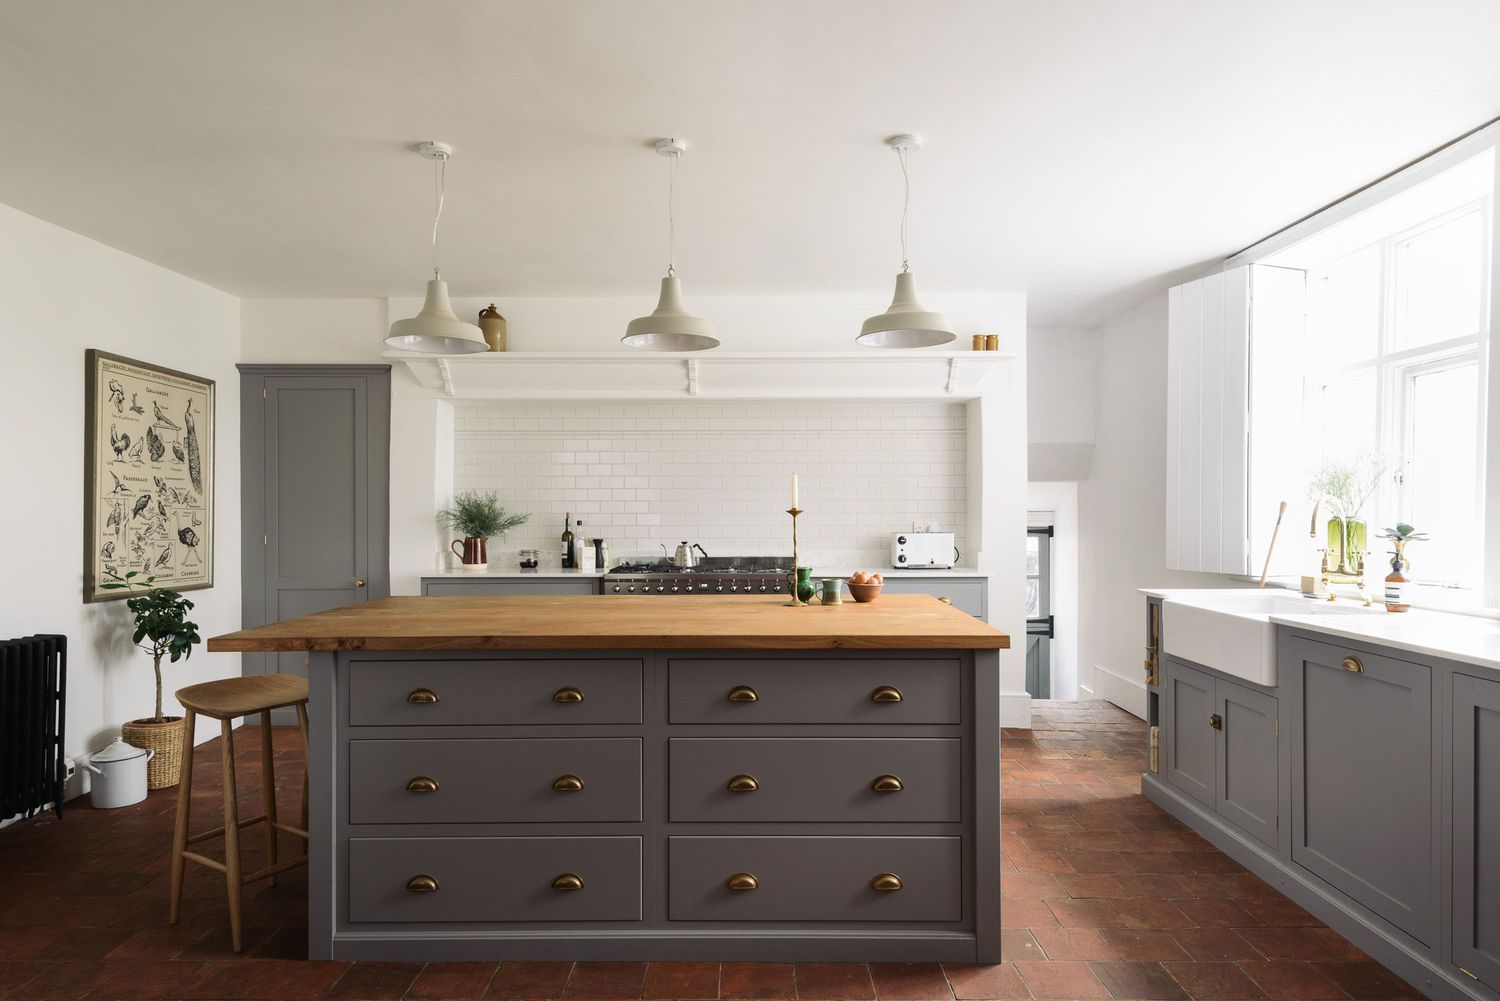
[450, 401, 967, 570]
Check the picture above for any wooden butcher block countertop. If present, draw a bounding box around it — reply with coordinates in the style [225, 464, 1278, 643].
[207, 594, 1011, 653]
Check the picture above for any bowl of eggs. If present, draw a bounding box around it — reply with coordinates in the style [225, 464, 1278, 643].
[846, 570, 884, 602]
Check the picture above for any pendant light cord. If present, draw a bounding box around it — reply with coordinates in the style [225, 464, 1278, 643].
[896, 144, 911, 273]
[666, 149, 679, 277]
[431, 153, 448, 280]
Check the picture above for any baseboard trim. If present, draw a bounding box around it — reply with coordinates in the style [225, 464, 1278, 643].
[1141, 774, 1488, 1001]
[998, 690, 1031, 729]
[1093, 665, 1146, 719]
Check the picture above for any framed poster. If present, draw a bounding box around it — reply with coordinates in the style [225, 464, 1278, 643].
[84, 350, 215, 602]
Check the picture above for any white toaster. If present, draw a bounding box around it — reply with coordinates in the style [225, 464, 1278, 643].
[891, 532, 956, 568]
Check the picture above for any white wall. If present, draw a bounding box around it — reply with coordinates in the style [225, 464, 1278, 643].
[1077, 294, 1236, 716]
[0, 202, 242, 789]
[1027, 327, 1098, 481]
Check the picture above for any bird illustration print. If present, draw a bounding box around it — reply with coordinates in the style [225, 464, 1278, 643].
[107, 379, 125, 414]
[129, 393, 145, 416]
[127, 437, 144, 466]
[104, 502, 122, 533]
[100, 541, 115, 561]
[145, 425, 165, 462]
[152, 400, 180, 429]
[178, 525, 201, 566]
[131, 494, 152, 520]
[109, 425, 131, 459]
[184, 398, 202, 493]
[109, 470, 128, 494]
[154, 543, 173, 569]
[171, 440, 185, 463]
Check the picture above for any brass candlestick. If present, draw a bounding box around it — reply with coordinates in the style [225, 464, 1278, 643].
[784, 507, 807, 606]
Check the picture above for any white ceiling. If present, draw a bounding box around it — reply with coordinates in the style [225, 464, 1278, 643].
[1, 1, 1497, 327]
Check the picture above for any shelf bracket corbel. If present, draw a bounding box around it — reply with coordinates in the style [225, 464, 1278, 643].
[437, 358, 456, 397]
[686, 358, 701, 397]
[945, 356, 959, 395]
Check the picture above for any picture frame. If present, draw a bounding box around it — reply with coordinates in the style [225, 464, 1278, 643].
[83, 350, 215, 603]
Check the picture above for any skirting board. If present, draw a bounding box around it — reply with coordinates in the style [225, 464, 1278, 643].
[999, 690, 1031, 728]
[1142, 774, 1489, 1001]
[1093, 665, 1146, 719]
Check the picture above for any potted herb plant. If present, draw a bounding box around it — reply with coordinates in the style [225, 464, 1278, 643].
[438, 491, 529, 570]
[1307, 455, 1385, 577]
[101, 569, 202, 789]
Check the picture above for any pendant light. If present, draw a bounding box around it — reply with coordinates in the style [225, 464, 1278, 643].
[857, 134, 956, 348]
[385, 142, 488, 354]
[623, 138, 719, 351]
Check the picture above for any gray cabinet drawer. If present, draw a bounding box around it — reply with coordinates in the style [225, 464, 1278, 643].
[422, 579, 599, 596]
[348, 658, 642, 726]
[349, 738, 641, 824]
[669, 659, 961, 725]
[669, 738, 960, 823]
[668, 836, 961, 922]
[878, 579, 986, 620]
[348, 836, 641, 923]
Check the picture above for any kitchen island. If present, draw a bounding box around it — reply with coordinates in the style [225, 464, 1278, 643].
[208, 595, 1009, 962]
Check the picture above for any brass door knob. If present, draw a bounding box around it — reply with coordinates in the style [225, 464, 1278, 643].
[1340, 656, 1365, 673]
[871, 774, 904, 792]
[726, 774, 760, 792]
[726, 872, 759, 892]
[355, 578, 366, 588]
[405, 875, 439, 893]
[551, 873, 584, 891]
[870, 873, 904, 891]
[552, 686, 585, 703]
[870, 686, 904, 703]
[1209, 713, 1223, 731]
[406, 688, 440, 704]
[726, 685, 759, 703]
[552, 774, 585, 792]
[405, 776, 440, 793]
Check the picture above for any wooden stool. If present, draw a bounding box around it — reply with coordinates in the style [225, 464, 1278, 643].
[168, 674, 310, 951]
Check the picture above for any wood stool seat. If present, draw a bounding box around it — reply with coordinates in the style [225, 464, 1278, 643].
[169, 673, 310, 952]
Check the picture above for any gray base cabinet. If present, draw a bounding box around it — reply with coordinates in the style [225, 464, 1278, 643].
[421, 576, 601, 597]
[1454, 673, 1500, 991]
[877, 578, 987, 621]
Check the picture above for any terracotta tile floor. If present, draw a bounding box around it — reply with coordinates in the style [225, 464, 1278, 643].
[0, 701, 1423, 1000]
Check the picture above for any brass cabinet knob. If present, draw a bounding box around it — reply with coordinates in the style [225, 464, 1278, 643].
[1340, 656, 1365, 673]
[938, 596, 953, 605]
[552, 686, 585, 703]
[726, 872, 759, 892]
[870, 873, 904, 891]
[552, 774, 585, 792]
[406, 776, 440, 793]
[551, 873, 584, 891]
[355, 578, 366, 588]
[1209, 713, 1223, 731]
[726, 774, 760, 792]
[870, 686, 904, 703]
[726, 685, 759, 703]
[406, 875, 439, 893]
[871, 774, 904, 792]
[406, 688, 440, 704]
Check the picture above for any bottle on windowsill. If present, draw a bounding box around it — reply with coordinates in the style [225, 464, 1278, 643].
[1384, 546, 1409, 613]
[561, 512, 575, 569]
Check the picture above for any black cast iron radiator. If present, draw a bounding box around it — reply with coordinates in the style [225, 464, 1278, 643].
[0, 635, 68, 820]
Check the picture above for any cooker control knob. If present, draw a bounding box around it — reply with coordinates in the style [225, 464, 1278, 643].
[671, 585, 679, 593]
[657, 585, 666, 593]
[759, 585, 768, 592]
[715, 583, 725, 592]
[627, 585, 636, 593]
[728, 584, 738, 592]
[612, 585, 621, 593]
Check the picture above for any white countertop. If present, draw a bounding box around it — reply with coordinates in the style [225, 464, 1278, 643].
[1143, 587, 1500, 672]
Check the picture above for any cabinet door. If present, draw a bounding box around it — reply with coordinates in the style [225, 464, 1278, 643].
[1216, 680, 1278, 848]
[1163, 658, 1216, 808]
[878, 578, 986, 620]
[1290, 639, 1434, 944]
[1453, 673, 1500, 989]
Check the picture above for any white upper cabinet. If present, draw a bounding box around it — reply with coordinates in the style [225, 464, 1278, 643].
[1167, 265, 1305, 576]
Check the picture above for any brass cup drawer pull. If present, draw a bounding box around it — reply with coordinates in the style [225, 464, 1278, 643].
[726, 872, 759, 892]
[552, 686, 585, 703]
[871, 774, 904, 793]
[406, 875, 439, 893]
[551, 873, 584, 891]
[405, 776, 440, 793]
[1340, 656, 1365, 673]
[726, 685, 759, 703]
[726, 774, 760, 792]
[870, 872, 903, 891]
[406, 688, 439, 704]
[938, 596, 953, 605]
[870, 686, 904, 703]
[1209, 713, 1223, 731]
[552, 774, 585, 792]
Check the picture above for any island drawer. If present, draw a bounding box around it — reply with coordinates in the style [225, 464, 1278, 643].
[347, 658, 643, 726]
[348, 836, 642, 923]
[668, 659, 961, 724]
[669, 738, 960, 822]
[349, 738, 641, 824]
[668, 836, 961, 922]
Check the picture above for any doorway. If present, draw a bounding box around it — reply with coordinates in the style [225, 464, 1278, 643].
[1025, 526, 1054, 699]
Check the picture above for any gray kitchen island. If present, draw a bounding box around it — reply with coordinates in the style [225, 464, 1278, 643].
[208, 594, 1009, 962]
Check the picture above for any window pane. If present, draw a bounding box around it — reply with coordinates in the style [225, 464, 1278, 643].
[1314, 370, 1379, 464]
[1025, 579, 1040, 618]
[1403, 361, 1479, 587]
[1307, 247, 1382, 370]
[1394, 210, 1485, 350]
[1025, 535, 1040, 576]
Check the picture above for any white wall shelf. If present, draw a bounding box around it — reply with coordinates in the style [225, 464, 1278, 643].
[385, 350, 1014, 400]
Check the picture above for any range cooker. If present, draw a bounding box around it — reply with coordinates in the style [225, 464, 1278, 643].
[605, 556, 793, 595]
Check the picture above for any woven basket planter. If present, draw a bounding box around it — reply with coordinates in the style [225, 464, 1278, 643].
[121, 716, 186, 790]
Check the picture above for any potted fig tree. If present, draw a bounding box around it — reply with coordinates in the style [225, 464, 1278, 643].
[102, 569, 201, 789]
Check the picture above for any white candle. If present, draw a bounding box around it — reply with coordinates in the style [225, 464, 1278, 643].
[791, 473, 799, 509]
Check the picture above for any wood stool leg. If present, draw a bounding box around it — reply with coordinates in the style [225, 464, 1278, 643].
[168, 709, 196, 925]
[260, 710, 278, 887]
[220, 719, 243, 952]
[295, 702, 310, 834]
